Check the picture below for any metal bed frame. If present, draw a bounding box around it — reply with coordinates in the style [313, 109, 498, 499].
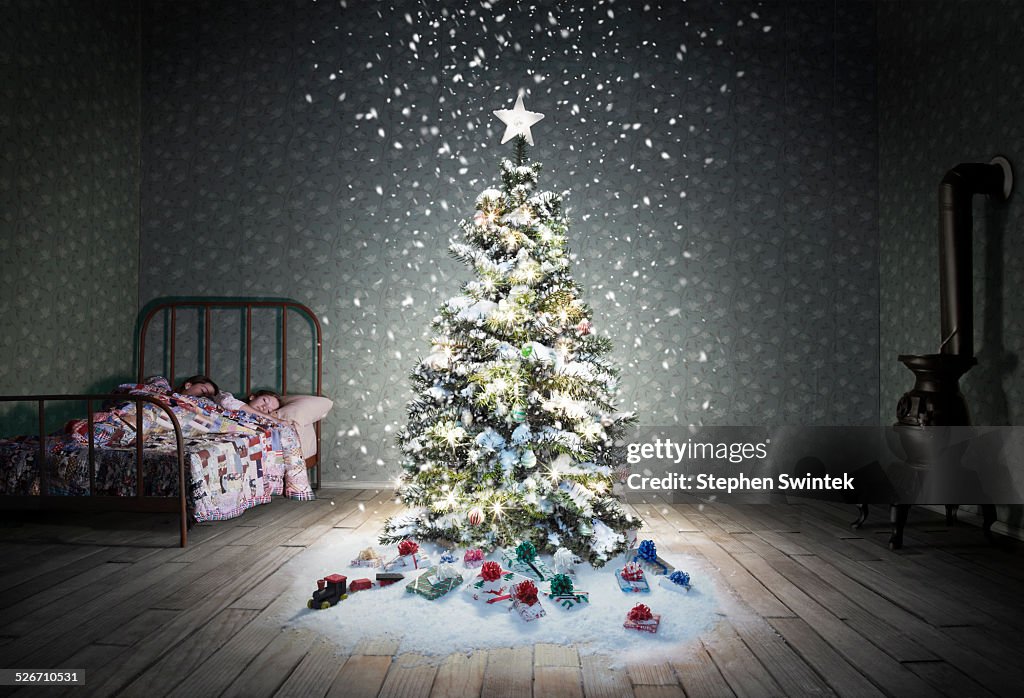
[0, 298, 324, 547]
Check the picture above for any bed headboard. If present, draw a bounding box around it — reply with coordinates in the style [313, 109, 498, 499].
[137, 298, 324, 488]
[137, 298, 322, 398]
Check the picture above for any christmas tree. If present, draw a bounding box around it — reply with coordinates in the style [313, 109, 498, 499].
[381, 95, 638, 567]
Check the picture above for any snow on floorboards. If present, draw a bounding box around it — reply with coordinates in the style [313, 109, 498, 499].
[274, 529, 723, 664]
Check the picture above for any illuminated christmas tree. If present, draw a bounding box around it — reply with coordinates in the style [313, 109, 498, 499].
[381, 95, 638, 566]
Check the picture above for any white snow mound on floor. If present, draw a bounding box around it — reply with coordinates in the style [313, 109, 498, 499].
[274, 528, 724, 664]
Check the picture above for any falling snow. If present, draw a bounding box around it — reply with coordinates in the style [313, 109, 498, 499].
[300, 0, 787, 473]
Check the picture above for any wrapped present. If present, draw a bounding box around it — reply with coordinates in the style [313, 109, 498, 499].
[464, 548, 485, 568]
[349, 578, 373, 593]
[629, 539, 674, 576]
[467, 561, 516, 605]
[623, 603, 660, 634]
[406, 564, 464, 600]
[546, 573, 589, 610]
[351, 547, 383, 568]
[510, 579, 546, 622]
[384, 539, 431, 571]
[376, 572, 405, 587]
[659, 570, 692, 593]
[552, 547, 580, 576]
[615, 562, 650, 593]
[502, 541, 552, 581]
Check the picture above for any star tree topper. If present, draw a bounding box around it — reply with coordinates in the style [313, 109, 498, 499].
[493, 93, 545, 146]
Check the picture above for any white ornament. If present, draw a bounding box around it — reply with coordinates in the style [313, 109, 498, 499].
[493, 93, 545, 146]
[553, 547, 580, 575]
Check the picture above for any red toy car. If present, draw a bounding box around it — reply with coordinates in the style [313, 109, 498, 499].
[349, 577, 373, 592]
[307, 574, 347, 609]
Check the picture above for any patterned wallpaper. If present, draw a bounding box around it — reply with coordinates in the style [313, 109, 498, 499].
[878, 1, 1024, 525]
[878, 0, 1024, 427]
[0, 0, 140, 432]
[139, 0, 879, 484]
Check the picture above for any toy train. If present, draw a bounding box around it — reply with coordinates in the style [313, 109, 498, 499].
[307, 574, 347, 609]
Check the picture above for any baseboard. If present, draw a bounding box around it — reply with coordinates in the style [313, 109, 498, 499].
[920, 504, 1024, 542]
[319, 481, 397, 491]
[309, 488, 1024, 541]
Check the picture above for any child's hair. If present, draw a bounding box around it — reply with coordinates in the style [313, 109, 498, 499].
[179, 375, 220, 394]
[248, 389, 280, 401]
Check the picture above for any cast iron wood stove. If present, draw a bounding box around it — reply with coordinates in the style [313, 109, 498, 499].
[857, 157, 1012, 549]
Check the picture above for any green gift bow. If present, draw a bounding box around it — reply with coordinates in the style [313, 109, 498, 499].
[550, 573, 574, 596]
[516, 540, 537, 562]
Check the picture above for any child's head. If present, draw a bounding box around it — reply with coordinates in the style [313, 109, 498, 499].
[247, 389, 281, 414]
[179, 375, 219, 398]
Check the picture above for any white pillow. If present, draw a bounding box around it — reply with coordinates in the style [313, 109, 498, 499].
[297, 422, 318, 459]
[273, 395, 333, 425]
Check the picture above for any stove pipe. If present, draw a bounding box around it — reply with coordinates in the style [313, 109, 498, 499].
[938, 157, 1013, 357]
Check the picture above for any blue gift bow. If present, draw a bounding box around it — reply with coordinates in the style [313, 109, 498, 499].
[669, 570, 691, 587]
[440, 551, 456, 564]
[633, 539, 668, 574]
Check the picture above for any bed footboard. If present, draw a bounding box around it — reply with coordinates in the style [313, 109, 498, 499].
[0, 394, 189, 547]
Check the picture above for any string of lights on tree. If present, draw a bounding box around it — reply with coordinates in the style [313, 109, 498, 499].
[381, 93, 639, 566]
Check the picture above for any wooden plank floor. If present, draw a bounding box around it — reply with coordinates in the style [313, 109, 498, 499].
[1, 491, 1023, 697]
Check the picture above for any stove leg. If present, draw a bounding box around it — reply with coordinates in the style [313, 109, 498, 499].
[945, 504, 958, 525]
[851, 504, 869, 529]
[982, 504, 997, 540]
[890, 504, 910, 550]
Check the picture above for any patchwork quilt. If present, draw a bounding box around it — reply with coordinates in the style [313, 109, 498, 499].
[0, 376, 314, 521]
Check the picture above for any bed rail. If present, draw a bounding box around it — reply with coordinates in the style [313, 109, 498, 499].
[137, 298, 323, 488]
[0, 394, 188, 547]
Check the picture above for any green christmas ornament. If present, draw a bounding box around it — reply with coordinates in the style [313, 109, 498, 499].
[520, 343, 533, 358]
[515, 540, 537, 562]
[550, 573, 574, 596]
[512, 404, 527, 422]
[520, 449, 537, 468]
[578, 520, 594, 537]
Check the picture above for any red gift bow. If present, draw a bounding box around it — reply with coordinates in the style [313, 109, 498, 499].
[628, 604, 653, 622]
[481, 560, 503, 582]
[621, 562, 645, 581]
[515, 580, 539, 606]
[464, 548, 484, 561]
[398, 540, 419, 556]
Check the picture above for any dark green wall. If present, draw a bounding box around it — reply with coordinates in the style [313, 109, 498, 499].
[138, 0, 880, 484]
[0, 0, 140, 419]
[878, 1, 1024, 527]
[878, 1, 1024, 426]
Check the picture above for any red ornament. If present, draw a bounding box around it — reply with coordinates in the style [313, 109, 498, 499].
[627, 603, 653, 622]
[576, 319, 592, 335]
[468, 507, 484, 526]
[398, 540, 419, 556]
[515, 579, 539, 606]
[481, 561, 503, 582]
